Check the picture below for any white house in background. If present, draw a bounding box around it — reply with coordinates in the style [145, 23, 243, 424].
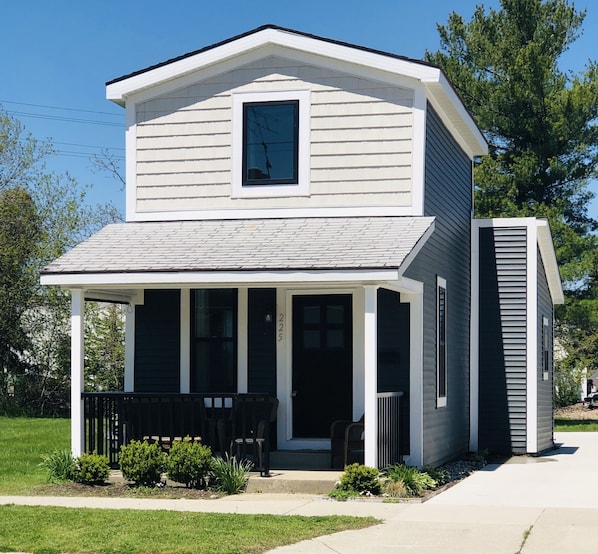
[41, 25, 563, 469]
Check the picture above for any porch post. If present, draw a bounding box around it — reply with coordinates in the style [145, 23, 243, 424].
[70, 288, 85, 457]
[363, 285, 378, 468]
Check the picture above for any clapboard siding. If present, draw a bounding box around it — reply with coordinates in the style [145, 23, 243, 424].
[247, 288, 277, 396]
[478, 227, 528, 453]
[134, 56, 414, 213]
[537, 251, 554, 452]
[403, 103, 472, 466]
[134, 289, 181, 392]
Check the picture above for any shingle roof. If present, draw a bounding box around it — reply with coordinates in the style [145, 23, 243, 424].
[41, 216, 435, 276]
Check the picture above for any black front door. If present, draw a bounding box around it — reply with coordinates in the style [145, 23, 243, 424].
[292, 294, 352, 438]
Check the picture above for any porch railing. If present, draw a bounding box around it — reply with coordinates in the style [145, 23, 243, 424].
[377, 391, 403, 468]
[82, 392, 276, 475]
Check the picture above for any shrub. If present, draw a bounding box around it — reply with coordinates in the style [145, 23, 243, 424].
[422, 464, 450, 486]
[119, 440, 166, 487]
[40, 449, 76, 482]
[74, 452, 111, 485]
[383, 464, 437, 497]
[336, 463, 381, 495]
[210, 454, 252, 495]
[166, 437, 213, 489]
[383, 479, 409, 498]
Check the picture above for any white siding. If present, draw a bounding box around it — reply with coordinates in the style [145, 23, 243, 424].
[134, 56, 414, 214]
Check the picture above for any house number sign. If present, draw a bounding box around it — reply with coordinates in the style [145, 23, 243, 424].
[278, 313, 285, 342]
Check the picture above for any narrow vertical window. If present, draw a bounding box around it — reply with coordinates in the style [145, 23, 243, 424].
[437, 277, 447, 407]
[542, 316, 549, 381]
[191, 289, 237, 393]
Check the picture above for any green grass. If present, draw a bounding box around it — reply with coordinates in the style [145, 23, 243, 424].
[554, 418, 598, 432]
[0, 418, 377, 552]
[0, 505, 377, 554]
[0, 416, 70, 494]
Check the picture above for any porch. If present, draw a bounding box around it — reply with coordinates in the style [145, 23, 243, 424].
[83, 391, 404, 474]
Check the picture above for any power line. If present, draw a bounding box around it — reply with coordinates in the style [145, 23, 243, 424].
[0, 99, 121, 117]
[7, 109, 122, 127]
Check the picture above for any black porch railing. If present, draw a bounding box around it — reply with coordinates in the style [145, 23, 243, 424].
[377, 391, 403, 468]
[82, 392, 276, 476]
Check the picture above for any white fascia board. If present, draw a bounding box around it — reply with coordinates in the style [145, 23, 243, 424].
[107, 27, 440, 103]
[536, 220, 565, 305]
[40, 268, 400, 288]
[398, 218, 435, 274]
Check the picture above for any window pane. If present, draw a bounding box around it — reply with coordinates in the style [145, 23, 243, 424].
[327, 329, 344, 349]
[243, 101, 298, 185]
[327, 304, 344, 324]
[438, 286, 446, 398]
[303, 305, 320, 325]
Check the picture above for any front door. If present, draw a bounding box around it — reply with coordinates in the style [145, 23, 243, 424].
[292, 294, 352, 438]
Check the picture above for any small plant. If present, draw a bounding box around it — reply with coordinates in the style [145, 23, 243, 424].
[119, 439, 166, 487]
[383, 479, 409, 498]
[383, 464, 437, 497]
[210, 453, 252, 495]
[73, 452, 110, 485]
[328, 488, 358, 501]
[336, 463, 381, 495]
[423, 464, 450, 486]
[40, 449, 76, 482]
[166, 437, 213, 489]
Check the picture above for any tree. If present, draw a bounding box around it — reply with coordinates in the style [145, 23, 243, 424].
[425, 0, 598, 401]
[0, 107, 121, 415]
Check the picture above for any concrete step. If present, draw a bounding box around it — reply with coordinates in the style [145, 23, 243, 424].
[270, 450, 331, 470]
[247, 469, 342, 494]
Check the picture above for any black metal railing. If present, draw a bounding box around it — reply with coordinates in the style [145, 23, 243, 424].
[377, 391, 403, 468]
[82, 392, 276, 475]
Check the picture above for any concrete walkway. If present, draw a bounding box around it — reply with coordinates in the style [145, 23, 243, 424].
[1, 432, 597, 553]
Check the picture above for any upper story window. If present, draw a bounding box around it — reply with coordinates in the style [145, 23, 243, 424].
[243, 101, 298, 186]
[232, 90, 310, 198]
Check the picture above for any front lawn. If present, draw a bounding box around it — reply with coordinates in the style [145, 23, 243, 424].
[0, 416, 70, 494]
[0, 505, 376, 554]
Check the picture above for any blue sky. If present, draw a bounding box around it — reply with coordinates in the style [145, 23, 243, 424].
[1, 0, 596, 217]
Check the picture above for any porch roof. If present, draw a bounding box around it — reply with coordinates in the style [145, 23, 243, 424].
[41, 216, 434, 286]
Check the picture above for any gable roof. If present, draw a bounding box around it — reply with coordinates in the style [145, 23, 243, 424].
[106, 25, 487, 157]
[40, 216, 434, 285]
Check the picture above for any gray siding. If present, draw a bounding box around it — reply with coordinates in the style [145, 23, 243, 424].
[377, 288, 410, 454]
[537, 250, 554, 452]
[248, 288, 277, 395]
[134, 289, 181, 392]
[404, 103, 472, 466]
[478, 227, 528, 454]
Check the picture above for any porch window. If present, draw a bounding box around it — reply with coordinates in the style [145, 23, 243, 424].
[232, 89, 310, 198]
[437, 277, 447, 407]
[542, 316, 549, 381]
[191, 289, 237, 393]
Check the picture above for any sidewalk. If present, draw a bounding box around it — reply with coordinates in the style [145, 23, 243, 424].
[1, 432, 597, 553]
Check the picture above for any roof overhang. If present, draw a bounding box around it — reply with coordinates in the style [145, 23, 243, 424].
[41, 216, 435, 292]
[106, 25, 487, 157]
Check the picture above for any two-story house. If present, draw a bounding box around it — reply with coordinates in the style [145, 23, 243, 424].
[41, 25, 563, 470]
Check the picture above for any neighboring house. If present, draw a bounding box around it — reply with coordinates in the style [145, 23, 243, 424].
[41, 25, 563, 468]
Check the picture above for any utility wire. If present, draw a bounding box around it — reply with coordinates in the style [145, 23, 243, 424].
[0, 99, 121, 117]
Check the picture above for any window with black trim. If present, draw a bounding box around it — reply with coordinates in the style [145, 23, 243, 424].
[232, 89, 310, 198]
[191, 289, 237, 393]
[243, 100, 299, 186]
[437, 277, 447, 407]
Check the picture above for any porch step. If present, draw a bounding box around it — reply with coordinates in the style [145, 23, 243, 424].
[269, 450, 331, 470]
[247, 469, 341, 495]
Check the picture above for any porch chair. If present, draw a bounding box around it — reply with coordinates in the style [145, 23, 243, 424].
[229, 396, 279, 476]
[330, 416, 364, 469]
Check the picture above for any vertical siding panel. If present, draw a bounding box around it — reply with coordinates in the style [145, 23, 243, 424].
[404, 103, 472, 466]
[537, 251, 554, 452]
[478, 227, 528, 453]
[247, 288, 277, 395]
[134, 289, 181, 392]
